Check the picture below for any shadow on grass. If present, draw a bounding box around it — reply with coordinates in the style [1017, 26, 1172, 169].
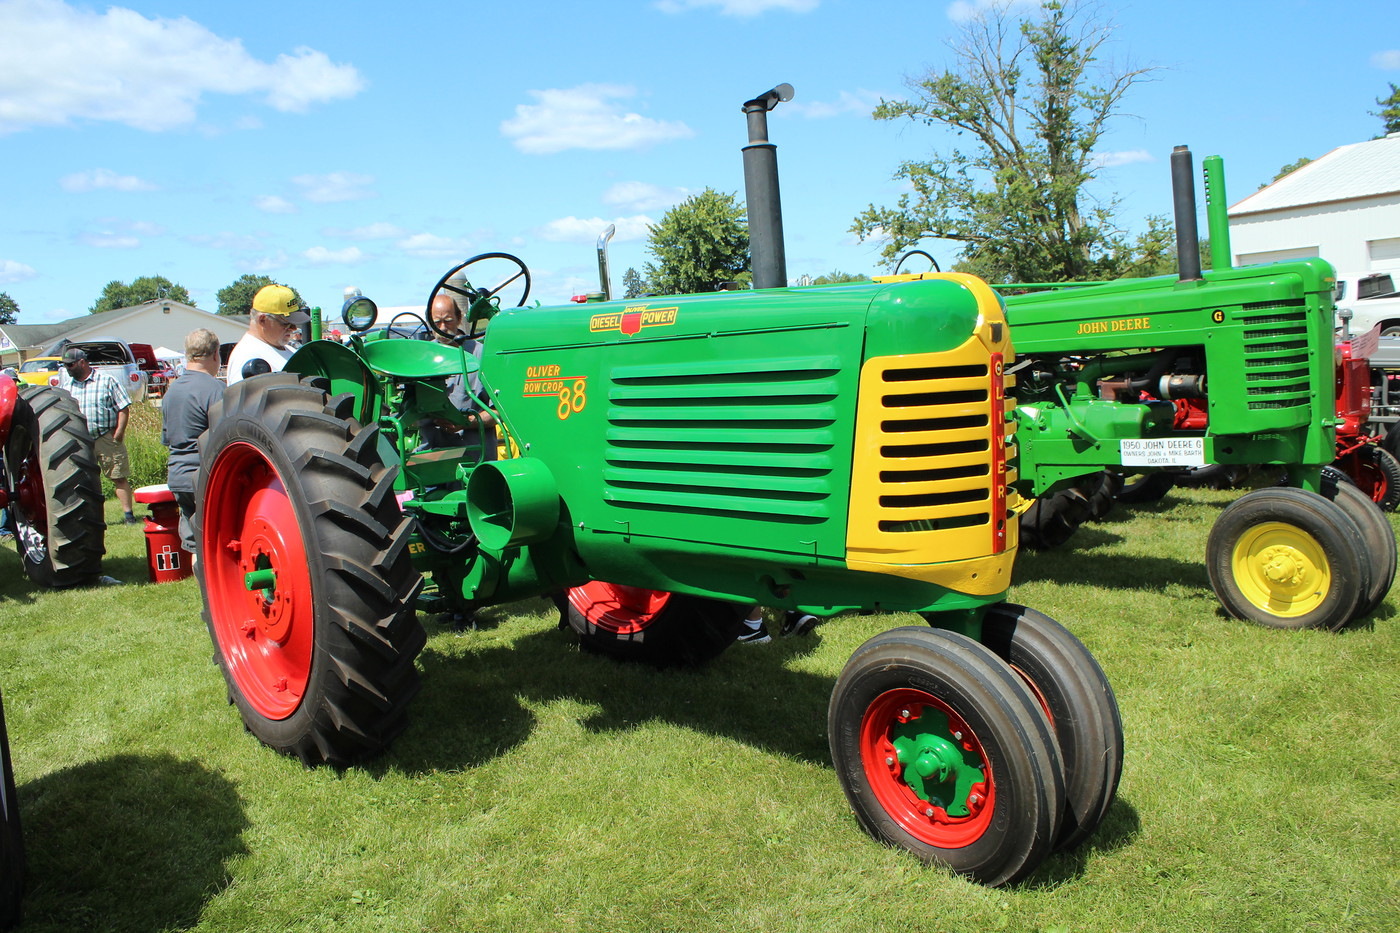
[1025, 795, 1143, 889]
[17, 754, 247, 932]
[382, 623, 835, 778]
[1015, 538, 1213, 594]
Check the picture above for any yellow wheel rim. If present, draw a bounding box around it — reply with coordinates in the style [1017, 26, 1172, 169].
[1230, 521, 1330, 618]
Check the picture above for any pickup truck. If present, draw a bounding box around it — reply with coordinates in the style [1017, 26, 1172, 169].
[52, 337, 150, 402]
[1336, 272, 1400, 337]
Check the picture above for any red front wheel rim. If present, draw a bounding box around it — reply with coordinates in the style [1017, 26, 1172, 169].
[203, 442, 315, 720]
[860, 688, 996, 848]
[567, 581, 672, 635]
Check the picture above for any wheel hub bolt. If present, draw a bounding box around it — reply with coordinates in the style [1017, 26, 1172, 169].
[925, 807, 935, 818]
[901, 709, 911, 719]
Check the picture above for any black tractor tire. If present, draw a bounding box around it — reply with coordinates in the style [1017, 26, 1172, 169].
[0, 690, 24, 931]
[829, 626, 1064, 887]
[1114, 470, 1177, 505]
[1206, 487, 1370, 631]
[978, 604, 1123, 853]
[2, 384, 105, 588]
[1080, 471, 1121, 521]
[196, 374, 427, 767]
[1322, 475, 1396, 620]
[1176, 463, 1253, 490]
[1333, 444, 1400, 512]
[1019, 487, 1093, 550]
[558, 582, 745, 666]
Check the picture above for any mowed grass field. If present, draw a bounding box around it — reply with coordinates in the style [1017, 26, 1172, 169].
[0, 488, 1397, 933]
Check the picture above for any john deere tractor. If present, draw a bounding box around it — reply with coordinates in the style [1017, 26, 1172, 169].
[938, 148, 1392, 632]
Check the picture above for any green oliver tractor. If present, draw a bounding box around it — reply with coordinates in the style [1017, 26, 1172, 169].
[195, 255, 1122, 887]
[984, 148, 1393, 631]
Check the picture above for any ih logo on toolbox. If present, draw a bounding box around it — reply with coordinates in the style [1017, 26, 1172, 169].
[590, 305, 678, 336]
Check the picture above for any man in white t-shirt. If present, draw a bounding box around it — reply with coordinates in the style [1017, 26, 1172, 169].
[226, 284, 310, 384]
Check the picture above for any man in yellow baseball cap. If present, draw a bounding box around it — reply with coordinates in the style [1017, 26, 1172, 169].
[226, 284, 310, 384]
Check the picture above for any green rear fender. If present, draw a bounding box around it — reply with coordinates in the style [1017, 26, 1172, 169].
[286, 340, 381, 425]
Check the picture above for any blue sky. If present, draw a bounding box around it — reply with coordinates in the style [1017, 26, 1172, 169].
[1, 0, 1397, 324]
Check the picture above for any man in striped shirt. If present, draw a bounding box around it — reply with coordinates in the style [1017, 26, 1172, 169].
[60, 346, 137, 524]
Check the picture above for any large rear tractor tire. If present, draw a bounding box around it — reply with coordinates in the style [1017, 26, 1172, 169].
[559, 582, 745, 666]
[1019, 486, 1093, 550]
[1322, 476, 1396, 620]
[978, 604, 1123, 853]
[1114, 470, 1177, 505]
[196, 374, 427, 766]
[1206, 488, 1370, 631]
[829, 627, 1064, 887]
[2, 384, 105, 588]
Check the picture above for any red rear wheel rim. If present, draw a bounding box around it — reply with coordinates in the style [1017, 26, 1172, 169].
[859, 687, 996, 848]
[568, 581, 671, 634]
[203, 442, 315, 720]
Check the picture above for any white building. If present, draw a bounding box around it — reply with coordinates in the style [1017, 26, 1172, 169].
[1228, 133, 1400, 282]
[0, 300, 248, 366]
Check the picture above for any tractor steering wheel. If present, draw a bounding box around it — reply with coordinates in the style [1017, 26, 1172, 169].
[388, 310, 428, 339]
[427, 252, 531, 342]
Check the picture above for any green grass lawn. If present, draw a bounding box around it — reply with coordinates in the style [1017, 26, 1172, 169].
[1, 489, 1397, 932]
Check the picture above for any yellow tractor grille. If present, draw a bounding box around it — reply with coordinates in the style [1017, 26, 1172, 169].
[846, 340, 1014, 568]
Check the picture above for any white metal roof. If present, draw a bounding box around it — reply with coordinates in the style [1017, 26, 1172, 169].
[1230, 133, 1400, 216]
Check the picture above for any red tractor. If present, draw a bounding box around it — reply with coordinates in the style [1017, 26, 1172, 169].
[1331, 326, 1400, 510]
[0, 377, 106, 586]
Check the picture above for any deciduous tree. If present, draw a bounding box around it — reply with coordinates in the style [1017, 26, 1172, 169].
[89, 275, 193, 314]
[644, 188, 750, 295]
[0, 292, 18, 325]
[216, 274, 301, 317]
[851, 0, 1166, 283]
[1374, 82, 1400, 137]
[621, 267, 646, 300]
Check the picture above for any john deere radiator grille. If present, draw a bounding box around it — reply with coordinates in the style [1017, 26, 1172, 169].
[1237, 301, 1312, 413]
[600, 356, 842, 522]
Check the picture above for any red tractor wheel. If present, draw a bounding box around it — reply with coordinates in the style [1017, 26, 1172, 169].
[1332, 444, 1400, 511]
[829, 627, 1064, 887]
[1, 384, 104, 587]
[196, 374, 426, 766]
[978, 604, 1123, 852]
[559, 581, 744, 666]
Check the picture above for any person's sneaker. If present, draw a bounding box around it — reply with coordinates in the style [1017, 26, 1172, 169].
[736, 621, 772, 645]
[122, 512, 139, 525]
[781, 612, 819, 637]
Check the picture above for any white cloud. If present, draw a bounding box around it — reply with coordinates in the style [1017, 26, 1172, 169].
[602, 181, 690, 212]
[536, 215, 654, 244]
[396, 233, 473, 258]
[241, 250, 288, 274]
[0, 259, 37, 283]
[1373, 50, 1400, 69]
[80, 232, 140, 249]
[303, 246, 364, 265]
[947, 0, 1038, 24]
[1093, 149, 1154, 169]
[292, 172, 375, 203]
[654, 0, 818, 15]
[501, 84, 694, 155]
[785, 90, 884, 119]
[187, 232, 263, 251]
[326, 222, 406, 240]
[127, 220, 166, 236]
[0, 0, 364, 134]
[59, 168, 157, 192]
[254, 195, 297, 214]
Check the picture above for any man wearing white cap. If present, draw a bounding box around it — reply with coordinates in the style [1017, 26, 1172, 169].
[226, 284, 310, 385]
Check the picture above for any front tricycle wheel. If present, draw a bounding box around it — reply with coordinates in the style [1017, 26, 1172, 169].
[828, 627, 1064, 887]
[196, 374, 426, 766]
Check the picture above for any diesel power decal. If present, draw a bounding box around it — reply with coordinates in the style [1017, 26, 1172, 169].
[524, 364, 588, 420]
[589, 305, 678, 336]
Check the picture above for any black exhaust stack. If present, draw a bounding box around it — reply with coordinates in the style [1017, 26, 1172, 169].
[1171, 145, 1203, 283]
[741, 83, 794, 290]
